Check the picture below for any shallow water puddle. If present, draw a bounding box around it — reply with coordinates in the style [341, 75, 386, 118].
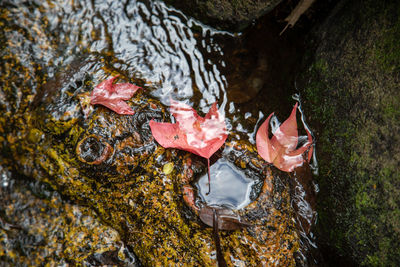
[196, 158, 254, 210]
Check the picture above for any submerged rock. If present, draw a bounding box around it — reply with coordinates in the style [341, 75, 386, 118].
[0, 72, 302, 265]
[300, 0, 400, 265]
[162, 0, 283, 31]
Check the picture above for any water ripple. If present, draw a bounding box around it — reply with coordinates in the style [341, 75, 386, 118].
[81, 0, 231, 110]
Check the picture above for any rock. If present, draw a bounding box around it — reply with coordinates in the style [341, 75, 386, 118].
[0, 81, 302, 265]
[0, 174, 137, 266]
[0, 0, 315, 265]
[162, 0, 283, 31]
[0, 25, 302, 266]
[300, 0, 400, 265]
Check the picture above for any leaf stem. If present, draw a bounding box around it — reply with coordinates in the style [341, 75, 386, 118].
[213, 208, 227, 267]
[206, 157, 211, 195]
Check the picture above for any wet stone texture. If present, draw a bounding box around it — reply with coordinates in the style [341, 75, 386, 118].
[161, 0, 283, 31]
[301, 0, 400, 265]
[0, 82, 302, 265]
[0, 0, 314, 265]
[0, 170, 137, 266]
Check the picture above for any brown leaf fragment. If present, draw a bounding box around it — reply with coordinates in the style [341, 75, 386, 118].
[280, 0, 316, 35]
[199, 206, 251, 231]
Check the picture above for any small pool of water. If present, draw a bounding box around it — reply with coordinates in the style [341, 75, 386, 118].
[195, 158, 254, 210]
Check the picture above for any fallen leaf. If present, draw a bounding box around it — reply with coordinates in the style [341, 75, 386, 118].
[256, 103, 313, 172]
[90, 76, 141, 115]
[149, 100, 227, 159]
[280, 0, 316, 35]
[199, 206, 251, 231]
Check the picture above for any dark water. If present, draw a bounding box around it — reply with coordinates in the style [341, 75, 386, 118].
[0, 0, 319, 265]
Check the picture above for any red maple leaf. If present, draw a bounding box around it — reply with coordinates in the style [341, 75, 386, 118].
[149, 100, 227, 159]
[90, 76, 141, 115]
[149, 100, 227, 193]
[256, 103, 313, 172]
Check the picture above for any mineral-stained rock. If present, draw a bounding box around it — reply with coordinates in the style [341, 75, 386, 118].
[300, 0, 400, 265]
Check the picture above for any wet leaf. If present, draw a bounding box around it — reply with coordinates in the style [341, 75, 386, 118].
[280, 0, 316, 35]
[90, 76, 141, 115]
[199, 206, 251, 231]
[256, 103, 313, 172]
[149, 100, 227, 159]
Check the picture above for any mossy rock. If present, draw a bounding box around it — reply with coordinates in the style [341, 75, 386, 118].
[162, 0, 283, 31]
[300, 0, 400, 265]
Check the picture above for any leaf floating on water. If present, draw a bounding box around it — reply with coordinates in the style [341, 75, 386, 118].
[199, 206, 251, 231]
[90, 76, 141, 115]
[256, 103, 313, 172]
[149, 100, 228, 159]
[150, 100, 228, 194]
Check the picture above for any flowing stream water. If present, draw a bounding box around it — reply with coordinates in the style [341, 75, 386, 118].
[0, 0, 319, 265]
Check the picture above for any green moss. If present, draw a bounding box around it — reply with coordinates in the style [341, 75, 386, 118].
[302, 0, 400, 265]
[376, 4, 400, 72]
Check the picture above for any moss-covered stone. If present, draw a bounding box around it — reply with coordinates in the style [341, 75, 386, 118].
[301, 0, 400, 265]
[161, 0, 283, 31]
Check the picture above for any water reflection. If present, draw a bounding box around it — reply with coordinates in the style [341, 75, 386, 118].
[3, 0, 294, 137]
[196, 158, 254, 209]
[4, 0, 231, 111]
[72, 0, 230, 109]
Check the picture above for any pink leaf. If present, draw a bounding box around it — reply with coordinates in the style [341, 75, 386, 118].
[256, 103, 313, 172]
[255, 113, 277, 163]
[149, 100, 227, 159]
[90, 76, 141, 115]
[271, 103, 299, 151]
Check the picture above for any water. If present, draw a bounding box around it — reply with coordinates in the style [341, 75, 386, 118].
[2, 0, 300, 133]
[0, 0, 319, 265]
[196, 158, 254, 210]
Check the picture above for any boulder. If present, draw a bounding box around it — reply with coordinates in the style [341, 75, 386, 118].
[162, 0, 283, 31]
[301, 0, 400, 265]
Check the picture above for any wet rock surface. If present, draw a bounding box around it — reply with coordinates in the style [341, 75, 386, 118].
[0, 0, 318, 265]
[4, 65, 307, 264]
[0, 169, 137, 266]
[0, 84, 302, 265]
[300, 0, 400, 265]
[161, 0, 283, 32]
